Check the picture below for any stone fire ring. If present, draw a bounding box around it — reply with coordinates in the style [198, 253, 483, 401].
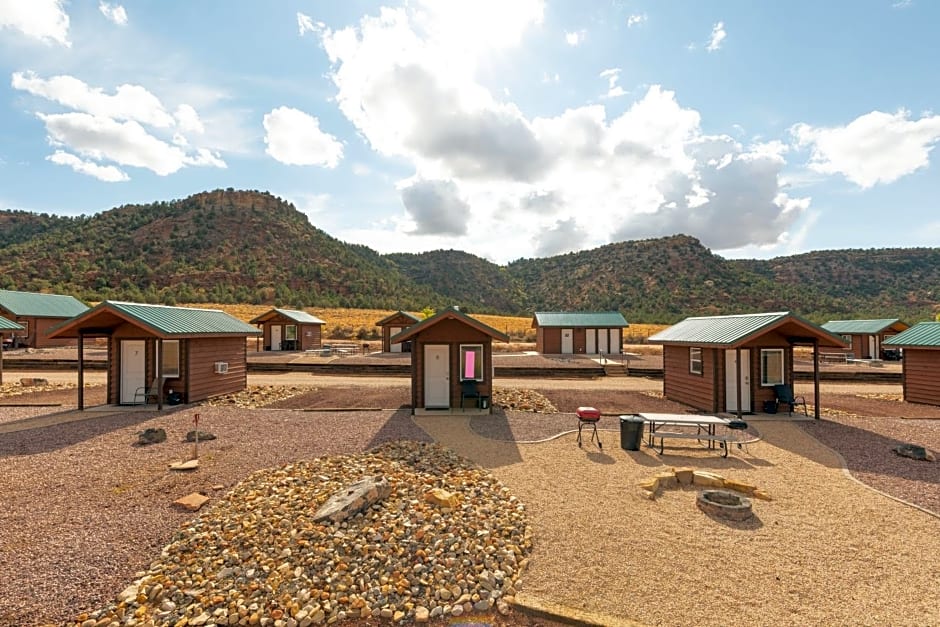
[696, 489, 754, 521]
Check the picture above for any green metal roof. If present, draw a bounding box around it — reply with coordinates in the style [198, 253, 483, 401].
[532, 311, 629, 328]
[0, 289, 88, 318]
[883, 322, 940, 348]
[61, 301, 262, 337]
[376, 310, 421, 326]
[249, 308, 325, 325]
[391, 306, 510, 343]
[822, 319, 905, 334]
[0, 315, 24, 331]
[648, 311, 846, 348]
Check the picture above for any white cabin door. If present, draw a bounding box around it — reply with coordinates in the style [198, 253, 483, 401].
[586, 331, 596, 354]
[725, 349, 751, 412]
[120, 340, 146, 404]
[610, 329, 620, 355]
[868, 336, 877, 360]
[561, 329, 573, 354]
[390, 327, 402, 352]
[597, 329, 609, 354]
[424, 345, 450, 408]
[271, 325, 281, 351]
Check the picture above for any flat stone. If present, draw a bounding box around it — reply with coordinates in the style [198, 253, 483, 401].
[137, 428, 167, 446]
[894, 443, 935, 462]
[168, 459, 199, 471]
[174, 493, 209, 511]
[185, 430, 217, 442]
[313, 476, 390, 523]
[424, 487, 459, 508]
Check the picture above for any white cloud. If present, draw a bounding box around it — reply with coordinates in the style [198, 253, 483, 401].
[173, 104, 204, 134]
[39, 112, 194, 176]
[0, 0, 70, 46]
[792, 109, 940, 188]
[98, 1, 128, 26]
[706, 21, 726, 52]
[297, 12, 323, 36]
[565, 29, 586, 46]
[400, 178, 470, 235]
[314, 4, 803, 262]
[541, 71, 560, 84]
[12, 71, 175, 127]
[599, 68, 626, 99]
[263, 106, 343, 168]
[626, 14, 647, 27]
[892, 0, 913, 8]
[47, 150, 129, 182]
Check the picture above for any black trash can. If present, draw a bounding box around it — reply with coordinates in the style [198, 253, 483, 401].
[762, 399, 778, 414]
[167, 391, 183, 406]
[619, 415, 645, 451]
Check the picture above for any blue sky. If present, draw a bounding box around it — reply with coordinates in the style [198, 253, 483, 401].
[1, 1, 938, 264]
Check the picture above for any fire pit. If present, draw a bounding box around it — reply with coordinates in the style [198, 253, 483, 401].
[696, 489, 754, 521]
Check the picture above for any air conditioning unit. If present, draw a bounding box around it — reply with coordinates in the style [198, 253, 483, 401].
[213, 361, 229, 374]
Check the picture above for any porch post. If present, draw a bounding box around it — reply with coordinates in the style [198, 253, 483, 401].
[813, 338, 820, 419]
[78, 331, 85, 411]
[0, 333, 4, 385]
[735, 347, 743, 419]
[156, 339, 163, 411]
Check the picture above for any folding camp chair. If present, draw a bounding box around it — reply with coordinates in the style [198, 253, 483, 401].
[774, 384, 808, 416]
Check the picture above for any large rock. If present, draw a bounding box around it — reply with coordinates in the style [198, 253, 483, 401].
[894, 443, 936, 462]
[184, 430, 216, 442]
[137, 428, 167, 446]
[313, 475, 390, 523]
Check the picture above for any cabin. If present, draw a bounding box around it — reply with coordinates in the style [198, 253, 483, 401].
[821, 318, 910, 360]
[648, 311, 847, 419]
[376, 310, 420, 352]
[0, 316, 25, 384]
[47, 301, 261, 409]
[391, 307, 509, 414]
[249, 308, 325, 351]
[532, 311, 628, 355]
[883, 322, 940, 406]
[0, 289, 89, 348]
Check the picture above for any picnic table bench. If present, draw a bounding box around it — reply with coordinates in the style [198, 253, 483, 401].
[638, 413, 732, 458]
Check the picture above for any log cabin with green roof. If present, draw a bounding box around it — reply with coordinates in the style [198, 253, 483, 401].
[531, 311, 628, 356]
[884, 322, 940, 406]
[376, 310, 421, 353]
[48, 301, 260, 410]
[821, 318, 910, 360]
[249, 308, 326, 352]
[391, 306, 509, 414]
[0, 289, 89, 348]
[648, 312, 847, 419]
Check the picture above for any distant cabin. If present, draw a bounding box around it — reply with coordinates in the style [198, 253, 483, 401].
[249, 308, 326, 351]
[376, 310, 420, 353]
[884, 322, 940, 406]
[532, 311, 628, 355]
[0, 289, 89, 348]
[48, 301, 260, 409]
[0, 316, 25, 384]
[821, 319, 910, 360]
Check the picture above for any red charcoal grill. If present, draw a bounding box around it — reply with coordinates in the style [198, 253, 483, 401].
[576, 406, 602, 448]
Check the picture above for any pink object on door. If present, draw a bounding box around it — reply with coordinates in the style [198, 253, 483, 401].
[464, 350, 475, 379]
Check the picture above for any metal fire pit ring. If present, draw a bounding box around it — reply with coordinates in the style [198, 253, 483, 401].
[696, 489, 754, 521]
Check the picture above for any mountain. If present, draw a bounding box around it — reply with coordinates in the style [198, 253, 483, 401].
[1, 189, 938, 323]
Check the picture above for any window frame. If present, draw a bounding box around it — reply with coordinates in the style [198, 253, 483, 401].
[459, 344, 484, 382]
[285, 324, 297, 341]
[760, 348, 785, 387]
[161, 340, 181, 378]
[689, 346, 703, 375]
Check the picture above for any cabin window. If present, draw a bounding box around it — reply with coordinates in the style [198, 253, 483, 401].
[689, 347, 703, 375]
[15, 319, 28, 339]
[842, 335, 852, 348]
[760, 349, 784, 386]
[162, 340, 180, 378]
[460, 344, 484, 381]
[285, 325, 297, 341]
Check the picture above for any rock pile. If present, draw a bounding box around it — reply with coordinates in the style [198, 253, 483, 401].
[202, 385, 310, 408]
[492, 388, 557, 413]
[71, 441, 531, 626]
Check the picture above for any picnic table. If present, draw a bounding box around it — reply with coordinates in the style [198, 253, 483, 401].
[638, 412, 732, 457]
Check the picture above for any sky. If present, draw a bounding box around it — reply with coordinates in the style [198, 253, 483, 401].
[1, 0, 939, 265]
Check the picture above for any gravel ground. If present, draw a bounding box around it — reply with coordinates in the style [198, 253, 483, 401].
[0, 377, 937, 627]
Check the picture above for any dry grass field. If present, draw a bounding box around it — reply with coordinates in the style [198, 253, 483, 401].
[189, 303, 668, 345]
